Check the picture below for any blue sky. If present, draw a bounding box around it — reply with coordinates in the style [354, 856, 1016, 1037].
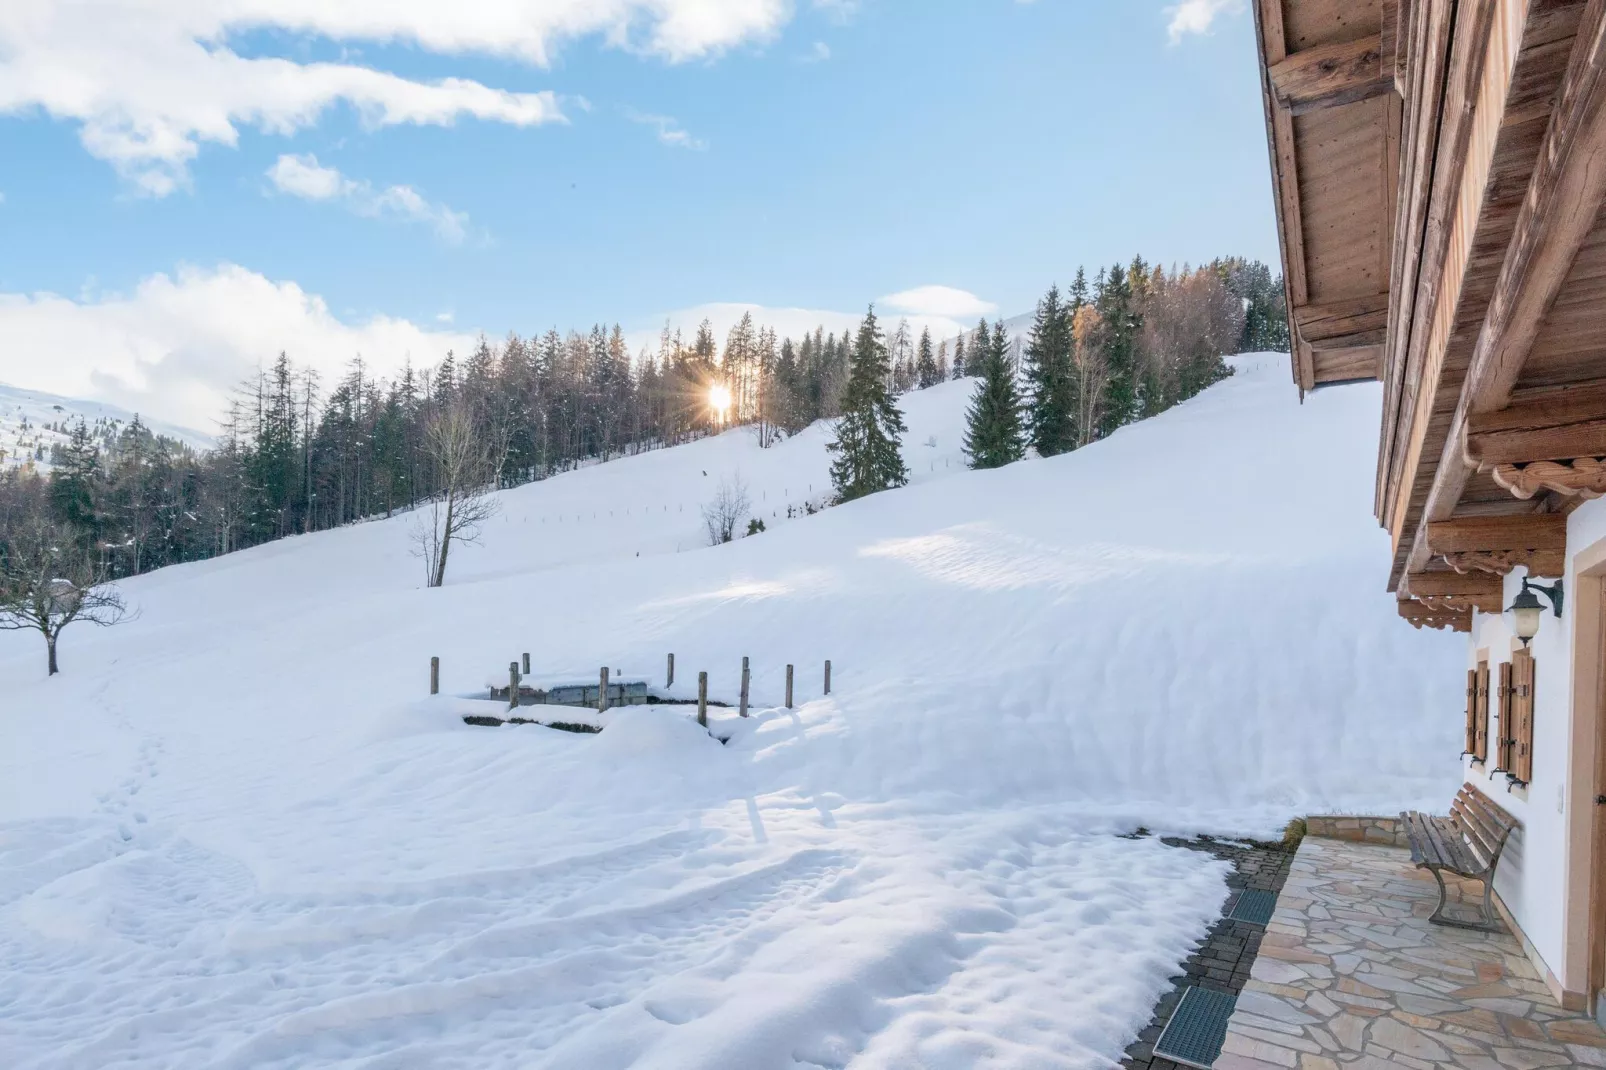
[0, 0, 1273, 428]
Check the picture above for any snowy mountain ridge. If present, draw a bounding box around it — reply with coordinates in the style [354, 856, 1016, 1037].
[0, 381, 213, 472]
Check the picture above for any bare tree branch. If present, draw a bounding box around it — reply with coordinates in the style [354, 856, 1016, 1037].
[0, 517, 132, 675]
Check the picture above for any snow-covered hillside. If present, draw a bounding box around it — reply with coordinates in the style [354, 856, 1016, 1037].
[0, 382, 212, 472]
[0, 356, 1466, 1069]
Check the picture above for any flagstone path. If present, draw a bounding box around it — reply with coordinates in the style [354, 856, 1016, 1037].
[1217, 835, 1606, 1070]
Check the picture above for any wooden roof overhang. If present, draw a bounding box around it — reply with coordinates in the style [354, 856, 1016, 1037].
[1255, 0, 1606, 633]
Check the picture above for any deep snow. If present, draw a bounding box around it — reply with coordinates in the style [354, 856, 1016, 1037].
[0, 355, 1466, 1069]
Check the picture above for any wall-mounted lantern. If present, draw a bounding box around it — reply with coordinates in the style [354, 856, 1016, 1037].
[1508, 578, 1563, 646]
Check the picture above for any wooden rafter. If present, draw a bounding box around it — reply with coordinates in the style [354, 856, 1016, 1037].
[1467, 420, 1606, 466]
[1426, 514, 1567, 553]
[1254, 0, 1309, 394]
[1401, 570, 1504, 599]
[1463, 0, 1606, 417]
[1269, 35, 1394, 115]
[1293, 294, 1390, 350]
[1399, 1, 1606, 583]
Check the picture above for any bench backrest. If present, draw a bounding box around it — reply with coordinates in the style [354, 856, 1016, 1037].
[1450, 783, 1518, 871]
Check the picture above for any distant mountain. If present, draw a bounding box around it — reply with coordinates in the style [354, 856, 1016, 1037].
[0, 382, 213, 473]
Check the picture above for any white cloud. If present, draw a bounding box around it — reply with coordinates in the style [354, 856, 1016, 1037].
[266, 154, 469, 243]
[0, 263, 474, 429]
[623, 109, 706, 150]
[878, 285, 997, 320]
[802, 41, 831, 63]
[0, 1, 793, 192]
[1166, 0, 1247, 44]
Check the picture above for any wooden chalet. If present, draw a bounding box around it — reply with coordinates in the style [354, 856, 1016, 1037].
[1254, 0, 1606, 1014]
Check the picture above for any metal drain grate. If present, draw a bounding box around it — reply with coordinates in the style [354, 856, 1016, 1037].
[1227, 888, 1278, 926]
[1152, 985, 1237, 1069]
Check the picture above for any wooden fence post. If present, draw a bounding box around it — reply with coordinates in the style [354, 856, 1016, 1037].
[508, 662, 520, 711]
[430, 656, 439, 696]
[667, 652, 675, 687]
[785, 664, 794, 708]
[698, 671, 708, 727]
[824, 659, 832, 695]
[600, 666, 610, 712]
[739, 656, 750, 718]
[522, 652, 531, 675]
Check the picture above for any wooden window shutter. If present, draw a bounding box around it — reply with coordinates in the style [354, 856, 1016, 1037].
[1496, 661, 1514, 772]
[1474, 661, 1490, 763]
[1512, 649, 1536, 785]
[1464, 668, 1478, 755]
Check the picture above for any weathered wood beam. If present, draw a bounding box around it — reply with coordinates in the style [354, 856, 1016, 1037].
[1254, 0, 1308, 392]
[1464, 0, 1606, 416]
[1466, 419, 1606, 466]
[1393, 0, 1597, 587]
[1401, 571, 1505, 599]
[1426, 513, 1567, 553]
[1294, 295, 1390, 350]
[1312, 346, 1384, 384]
[1269, 35, 1393, 115]
[1468, 379, 1606, 435]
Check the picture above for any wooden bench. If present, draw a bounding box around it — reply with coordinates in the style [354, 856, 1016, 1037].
[1400, 784, 1519, 933]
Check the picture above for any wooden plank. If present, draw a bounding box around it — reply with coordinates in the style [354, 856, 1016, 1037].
[1295, 294, 1391, 347]
[1270, 34, 1394, 115]
[1425, 513, 1568, 551]
[1468, 377, 1606, 434]
[1402, 571, 1505, 598]
[1496, 659, 1515, 770]
[1466, 417, 1606, 464]
[1465, 0, 1606, 416]
[1312, 346, 1384, 383]
[1385, 0, 1503, 549]
[1254, 0, 1309, 388]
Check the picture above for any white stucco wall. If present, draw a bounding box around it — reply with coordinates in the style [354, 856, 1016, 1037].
[1467, 495, 1606, 992]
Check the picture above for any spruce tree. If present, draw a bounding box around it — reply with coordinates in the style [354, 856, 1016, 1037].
[951, 332, 967, 379]
[827, 306, 909, 502]
[1023, 285, 1078, 457]
[963, 318, 1025, 469]
[915, 327, 939, 388]
[1097, 263, 1138, 439]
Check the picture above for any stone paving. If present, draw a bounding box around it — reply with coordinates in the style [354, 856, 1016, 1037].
[1218, 835, 1606, 1070]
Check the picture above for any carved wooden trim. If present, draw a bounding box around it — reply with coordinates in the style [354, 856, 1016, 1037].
[1398, 598, 1474, 632]
[1490, 457, 1606, 500]
[1441, 549, 1566, 577]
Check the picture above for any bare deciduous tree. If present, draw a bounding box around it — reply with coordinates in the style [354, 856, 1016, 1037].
[411, 401, 500, 588]
[0, 518, 131, 675]
[701, 474, 751, 546]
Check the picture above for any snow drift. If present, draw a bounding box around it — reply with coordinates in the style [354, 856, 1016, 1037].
[0, 354, 1466, 1069]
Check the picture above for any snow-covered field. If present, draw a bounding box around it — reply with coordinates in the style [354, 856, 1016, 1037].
[0, 355, 1465, 1069]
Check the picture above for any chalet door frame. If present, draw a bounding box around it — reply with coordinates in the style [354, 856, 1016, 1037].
[1570, 540, 1606, 1017]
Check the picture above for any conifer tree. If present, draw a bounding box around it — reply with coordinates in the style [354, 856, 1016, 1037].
[1096, 264, 1138, 439]
[951, 332, 967, 379]
[827, 306, 909, 502]
[1023, 285, 1078, 456]
[915, 327, 939, 388]
[963, 318, 1025, 469]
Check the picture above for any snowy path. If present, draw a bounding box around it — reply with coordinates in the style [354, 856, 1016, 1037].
[0, 358, 1467, 1068]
